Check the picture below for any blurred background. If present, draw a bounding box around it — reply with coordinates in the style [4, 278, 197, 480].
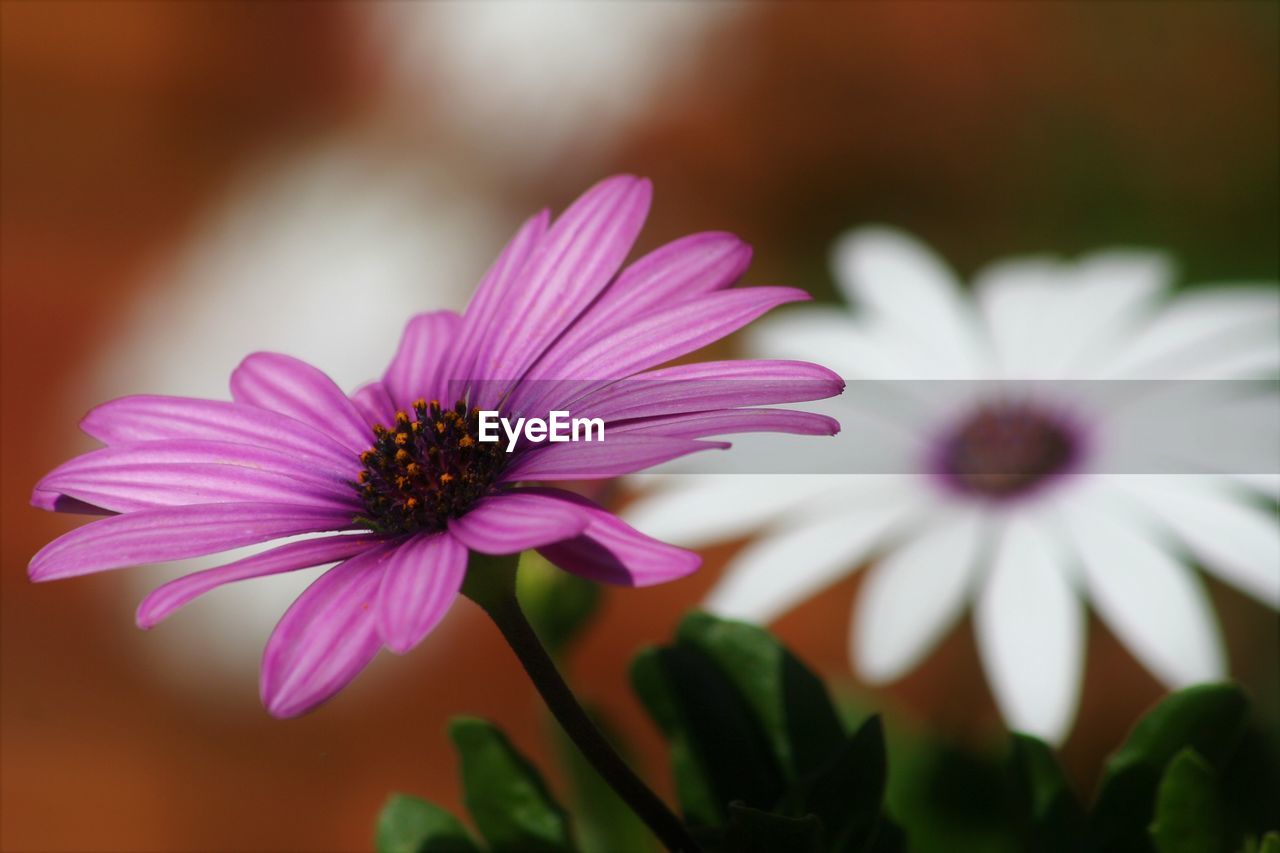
[2, 1, 1277, 850]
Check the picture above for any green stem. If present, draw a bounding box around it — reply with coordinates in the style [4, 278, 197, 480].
[464, 554, 702, 853]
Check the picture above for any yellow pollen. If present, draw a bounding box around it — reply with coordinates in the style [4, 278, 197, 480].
[404, 497, 418, 510]
[440, 473, 454, 485]
[357, 471, 369, 484]
[413, 398, 427, 409]
[458, 435, 475, 448]
[395, 449, 410, 463]
[395, 411, 410, 426]
[406, 463, 420, 476]
[435, 421, 446, 434]
[395, 432, 409, 446]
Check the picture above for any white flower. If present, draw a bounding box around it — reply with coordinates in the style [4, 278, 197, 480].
[625, 227, 1280, 745]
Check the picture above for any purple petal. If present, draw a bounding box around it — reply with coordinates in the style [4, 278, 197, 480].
[260, 545, 394, 718]
[513, 233, 753, 397]
[30, 492, 116, 515]
[136, 534, 382, 628]
[375, 532, 467, 654]
[35, 440, 359, 513]
[573, 360, 844, 422]
[451, 209, 551, 393]
[29, 503, 358, 582]
[446, 492, 589, 554]
[230, 353, 373, 454]
[351, 381, 397, 427]
[611, 408, 841, 440]
[382, 311, 463, 411]
[475, 176, 652, 397]
[586, 232, 752, 326]
[516, 287, 811, 416]
[503, 436, 729, 481]
[525, 488, 701, 587]
[81, 395, 355, 468]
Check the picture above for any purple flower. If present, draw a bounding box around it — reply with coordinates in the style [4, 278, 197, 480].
[29, 175, 842, 718]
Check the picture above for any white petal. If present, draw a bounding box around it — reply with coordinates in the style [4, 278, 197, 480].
[1106, 477, 1280, 608]
[853, 507, 988, 683]
[975, 516, 1084, 745]
[831, 227, 985, 378]
[1060, 486, 1225, 688]
[976, 251, 1169, 378]
[1094, 384, 1280, 478]
[1060, 251, 1171, 370]
[705, 482, 925, 623]
[745, 308, 935, 379]
[1097, 288, 1280, 379]
[1227, 473, 1280, 501]
[974, 256, 1069, 378]
[622, 474, 829, 549]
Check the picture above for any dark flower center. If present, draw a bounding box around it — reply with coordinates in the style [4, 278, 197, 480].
[937, 402, 1078, 500]
[354, 399, 506, 535]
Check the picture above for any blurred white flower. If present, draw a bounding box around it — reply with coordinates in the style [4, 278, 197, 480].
[626, 227, 1280, 744]
[366, 0, 737, 175]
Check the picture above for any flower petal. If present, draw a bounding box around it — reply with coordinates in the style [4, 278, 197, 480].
[526, 488, 700, 586]
[853, 507, 987, 683]
[29, 503, 357, 581]
[705, 483, 921, 623]
[574, 360, 843, 422]
[451, 208, 551, 389]
[136, 534, 381, 628]
[525, 286, 812, 414]
[35, 440, 358, 513]
[1094, 287, 1280, 379]
[446, 492, 589, 555]
[1105, 476, 1280, 608]
[375, 532, 467, 654]
[504, 436, 729, 481]
[515, 232, 752, 392]
[381, 311, 463, 411]
[351, 381, 397, 427]
[477, 175, 652, 391]
[622, 474, 838, 549]
[1060, 486, 1225, 688]
[610, 408, 840, 440]
[975, 250, 1169, 378]
[833, 227, 986, 378]
[260, 545, 394, 718]
[81, 395, 355, 468]
[230, 352, 373, 454]
[974, 516, 1084, 745]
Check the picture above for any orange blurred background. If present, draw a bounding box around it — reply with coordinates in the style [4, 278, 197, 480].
[3, 2, 1277, 850]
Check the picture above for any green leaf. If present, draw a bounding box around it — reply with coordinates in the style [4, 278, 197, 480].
[631, 644, 786, 825]
[863, 814, 908, 853]
[375, 794, 479, 853]
[631, 647, 721, 828]
[1008, 734, 1084, 852]
[793, 715, 887, 852]
[449, 717, 575, 853]
[1090, 684, 1249, 853]
[1260, 832, 1280, 853]
[676, 612, 845, 781]
[1149, 749, 1224, 853]
[516, 551, 601, 656]
[723, 802, 824, 853]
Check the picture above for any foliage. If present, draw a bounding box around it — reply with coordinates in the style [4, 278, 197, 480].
[376, 612, 1278, 853]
